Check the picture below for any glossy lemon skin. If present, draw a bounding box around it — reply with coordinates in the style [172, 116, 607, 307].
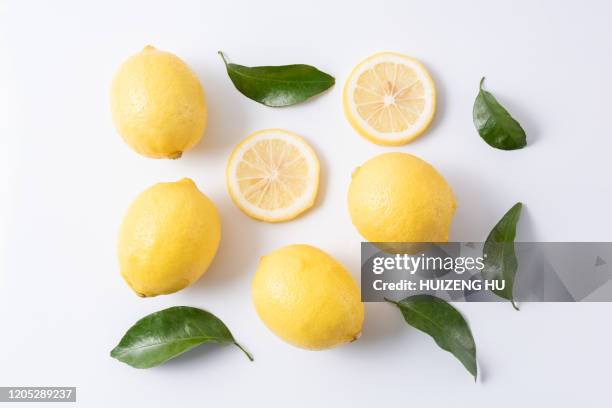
[252, 245, 364, 350]
[348, 152, 456, 243]
[118, 178, 220, 297]
[110, 46, 207, 159]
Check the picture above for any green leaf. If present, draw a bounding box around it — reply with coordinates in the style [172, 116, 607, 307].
[218, 51, 335, 107]
[473, 77, 527, 150]
[386, 295, 478, 380]
[110, 306, 253, 368]
[482, 202, 523, 310]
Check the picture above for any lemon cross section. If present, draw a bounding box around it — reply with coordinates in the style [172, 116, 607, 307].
[226, 129, 320, 222]
[343, 52, 436, 146]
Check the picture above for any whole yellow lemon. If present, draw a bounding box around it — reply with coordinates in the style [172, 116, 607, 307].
[252, 244, 364, 350]
[110, 46, 207, 159]
[348, 152, 456, 243]
[118, 178, 220, 297]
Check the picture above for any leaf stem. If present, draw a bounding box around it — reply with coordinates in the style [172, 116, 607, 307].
[234, 342, 254, 361]
[479, 76, 486, 90]
[218, 51, 229, 66]
[511, 300, 520, 311]
[383, 297, 399, 306]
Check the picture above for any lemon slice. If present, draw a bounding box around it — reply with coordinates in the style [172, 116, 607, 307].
[343, 52, 436, 146]
[226, 129, 320, 222]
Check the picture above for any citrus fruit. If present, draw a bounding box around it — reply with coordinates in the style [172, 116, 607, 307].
[226, 129, 320, 222]
[110, 45, 207, 159]
[348, 152, 456, 243]
[252, 244, 364, 350]
[118, 178, 221, 297]
[343, 52, 436, 146]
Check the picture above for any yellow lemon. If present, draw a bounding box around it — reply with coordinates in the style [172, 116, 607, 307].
[343, 52, 436, 146]
[118, 178, 220, 297]
[348, 153, 456, 244]
[252, 244, 364, 350]
[226, 129, 320, 222]
[110, 46, 207, 159]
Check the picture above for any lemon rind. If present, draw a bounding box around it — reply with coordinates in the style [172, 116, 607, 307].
[226, 129, 320, 223]
[343, 51, 436, 146]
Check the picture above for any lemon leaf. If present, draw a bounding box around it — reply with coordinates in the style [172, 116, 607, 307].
[218, 51, 334, 107]
[473, 77, 527, 150]
[386, 295, 477, 380]
[481, 202, 523, 310]
[110, 306, 253, 368]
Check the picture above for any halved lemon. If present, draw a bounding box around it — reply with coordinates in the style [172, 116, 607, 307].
[343, 52, 436, 146]
[226, 129, 320, 222]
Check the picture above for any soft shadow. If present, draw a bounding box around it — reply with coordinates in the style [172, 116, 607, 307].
[332, 243, 407, 348]
[516, 203, 539, 242]
[309, 136, 328, 211]
[442, 167, 497, 241]
[191, 198, 262, 289]
[189, 65, 250, 156]
[445, 166, 537, 242]
[422, 63, 447, 138]
[476, 357, 488, 384]
[489, 89, 541, 147]
[354, 302, 406, 348]
[158, 342, 246, 370]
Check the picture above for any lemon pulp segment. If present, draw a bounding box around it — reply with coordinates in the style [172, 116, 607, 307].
[343, 52, 436, 145]
[227, 129, 319, 222]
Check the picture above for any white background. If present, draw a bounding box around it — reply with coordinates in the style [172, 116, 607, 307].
[1, 0, 612, 406]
